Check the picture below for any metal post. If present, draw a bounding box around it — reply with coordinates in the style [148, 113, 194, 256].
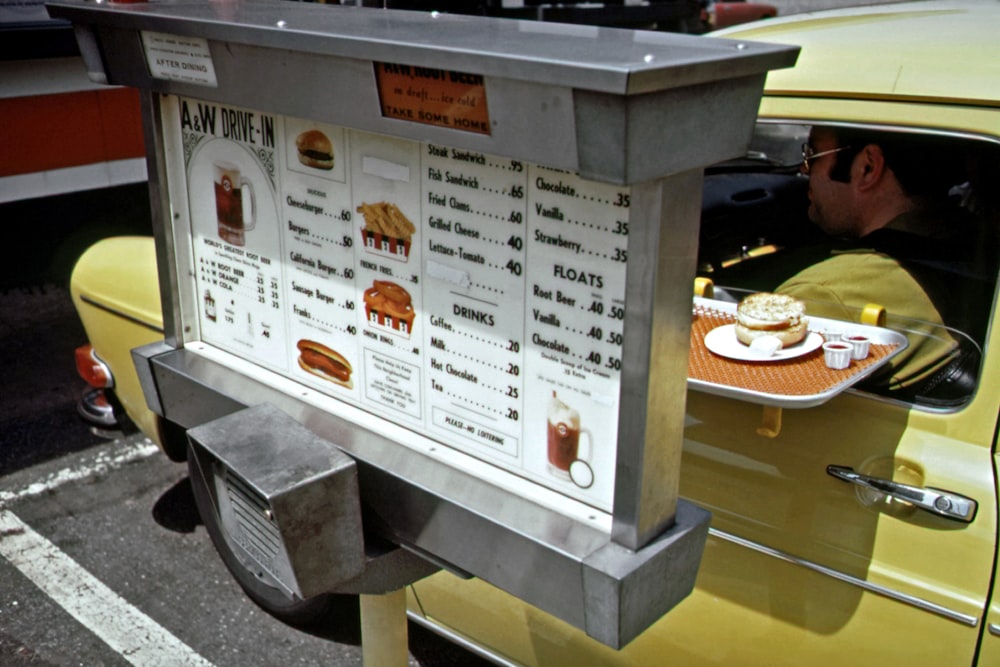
[360, 589, 408, 667]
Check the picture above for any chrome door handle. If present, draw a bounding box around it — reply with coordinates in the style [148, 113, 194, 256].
[826, 465, 977, 523]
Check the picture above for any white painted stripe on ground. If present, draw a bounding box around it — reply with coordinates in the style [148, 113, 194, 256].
[0, 437, 160, 507]
[0, 437, 212, 666]
[0, 510, 214, 666]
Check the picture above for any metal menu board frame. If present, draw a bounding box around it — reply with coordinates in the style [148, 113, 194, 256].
[48, 0, 798, 647]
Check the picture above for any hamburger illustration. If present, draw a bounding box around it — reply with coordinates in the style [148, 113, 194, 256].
[734, 292, 808, 347]
[363, 280, 415, 337]
[295, 130, 334, 170]
[296, 339, 353, 389]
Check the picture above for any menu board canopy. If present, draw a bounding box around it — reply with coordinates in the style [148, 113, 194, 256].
[48, 0, 799, 647]
[47, 0, 797, 184]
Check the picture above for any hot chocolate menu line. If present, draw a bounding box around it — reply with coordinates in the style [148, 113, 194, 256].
[178, 98, 630, 509]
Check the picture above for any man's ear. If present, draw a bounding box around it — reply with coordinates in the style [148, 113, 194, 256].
[854, 144, 887, 190]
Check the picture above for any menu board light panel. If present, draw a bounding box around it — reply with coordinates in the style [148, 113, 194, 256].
[168, 95, 631, 511]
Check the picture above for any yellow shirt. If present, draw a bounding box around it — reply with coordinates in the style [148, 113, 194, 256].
[777, 248, 958, 389]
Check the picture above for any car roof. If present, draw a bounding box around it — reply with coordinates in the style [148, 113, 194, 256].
[711, 0, 1000, 108]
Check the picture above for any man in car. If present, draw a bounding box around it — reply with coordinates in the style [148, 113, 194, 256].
[776, 125, 988, 390]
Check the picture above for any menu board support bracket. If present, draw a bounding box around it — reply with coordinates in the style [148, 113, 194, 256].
[757, 405, 783, 438]
[612, 169, 702, 550]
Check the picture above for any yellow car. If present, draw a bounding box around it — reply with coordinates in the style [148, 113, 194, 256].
[72, 1, 1000, 664]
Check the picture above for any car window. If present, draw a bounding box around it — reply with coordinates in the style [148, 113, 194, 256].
[698, 122, 1000, 409]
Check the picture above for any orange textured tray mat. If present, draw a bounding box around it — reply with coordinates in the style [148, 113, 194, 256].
[689, 304, 897, 396]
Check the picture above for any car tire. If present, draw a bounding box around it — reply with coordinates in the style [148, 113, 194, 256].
[186, 443, 334, 626]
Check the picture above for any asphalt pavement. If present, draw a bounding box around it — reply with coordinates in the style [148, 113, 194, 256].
[1, 434, 491, 666]
[0, 284, 104, 475]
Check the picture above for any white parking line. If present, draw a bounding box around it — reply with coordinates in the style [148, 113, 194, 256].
[0, 437, 160, 507]
[0, 438, 214, 666]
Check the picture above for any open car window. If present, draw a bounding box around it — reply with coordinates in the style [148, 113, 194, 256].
[698, 123, 1000, 410]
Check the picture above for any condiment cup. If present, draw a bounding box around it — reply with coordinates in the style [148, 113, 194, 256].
[824, 331, 843, 342]
[846, 335, 871, 360]
[823, 342, 852, 370]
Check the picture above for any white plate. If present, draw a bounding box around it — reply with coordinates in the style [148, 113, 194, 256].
[704, 324, 823, 362]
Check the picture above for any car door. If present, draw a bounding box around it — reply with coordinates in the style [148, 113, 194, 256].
[656, 124, 1000, 664]
[410, 311, 999, 667]
[408, 127, 1000, 666]
[675, 341, 998, 665]
[978, 454, 1000, 665]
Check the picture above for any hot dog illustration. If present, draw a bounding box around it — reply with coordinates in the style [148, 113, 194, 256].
[296, 339, 353, 389]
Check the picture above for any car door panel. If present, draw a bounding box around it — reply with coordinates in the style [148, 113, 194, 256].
[411, 365, 998, 666]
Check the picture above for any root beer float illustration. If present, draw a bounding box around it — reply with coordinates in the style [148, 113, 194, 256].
[547, 391, 595, 489]
[357, 201, 415, 260]
[363, 279, 415, 337]
[213, 161, 256, 246]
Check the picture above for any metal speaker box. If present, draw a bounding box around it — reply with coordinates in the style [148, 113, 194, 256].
[186, 404, 365, 600]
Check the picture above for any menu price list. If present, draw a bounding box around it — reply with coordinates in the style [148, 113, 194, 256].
[198, 235, 287, 367]
[420, 145, 528, 465]
[174, 97, 630, 509]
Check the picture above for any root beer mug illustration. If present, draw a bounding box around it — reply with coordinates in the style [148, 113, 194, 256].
[547, 391, 594, 488]
[214, 161, 256, 245]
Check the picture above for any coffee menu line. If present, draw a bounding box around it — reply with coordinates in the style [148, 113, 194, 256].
[176, 97, 630, 509]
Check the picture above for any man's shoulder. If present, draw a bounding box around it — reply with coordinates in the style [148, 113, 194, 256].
[786, 249, 899, 281]
[869, 207, 978, 260]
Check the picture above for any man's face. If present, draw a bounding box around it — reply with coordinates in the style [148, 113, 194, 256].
[804, 128, 857, 237]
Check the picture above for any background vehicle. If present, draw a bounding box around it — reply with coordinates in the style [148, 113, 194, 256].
[1, 0, 151, 298]
[702, 0, 777, 30]
[325, 0, 777, 34]
[71, 1, 1000, 664]
[0, 0, 145, 204]
[346, 0, 705, 32]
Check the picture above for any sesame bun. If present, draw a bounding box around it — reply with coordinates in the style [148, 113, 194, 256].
[735, 292, 808, 347]
[295, 130, 334, 170]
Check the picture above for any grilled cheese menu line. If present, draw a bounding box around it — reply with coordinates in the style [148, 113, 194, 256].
[179, 98, 629, 509]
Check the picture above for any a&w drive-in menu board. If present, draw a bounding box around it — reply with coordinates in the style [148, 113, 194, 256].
[172, 96, 630, 510]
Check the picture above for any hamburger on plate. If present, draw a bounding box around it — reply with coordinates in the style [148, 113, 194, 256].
[734, 292, 808, 347]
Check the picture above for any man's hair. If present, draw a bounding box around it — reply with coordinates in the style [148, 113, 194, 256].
[823, 126, 963, 200]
